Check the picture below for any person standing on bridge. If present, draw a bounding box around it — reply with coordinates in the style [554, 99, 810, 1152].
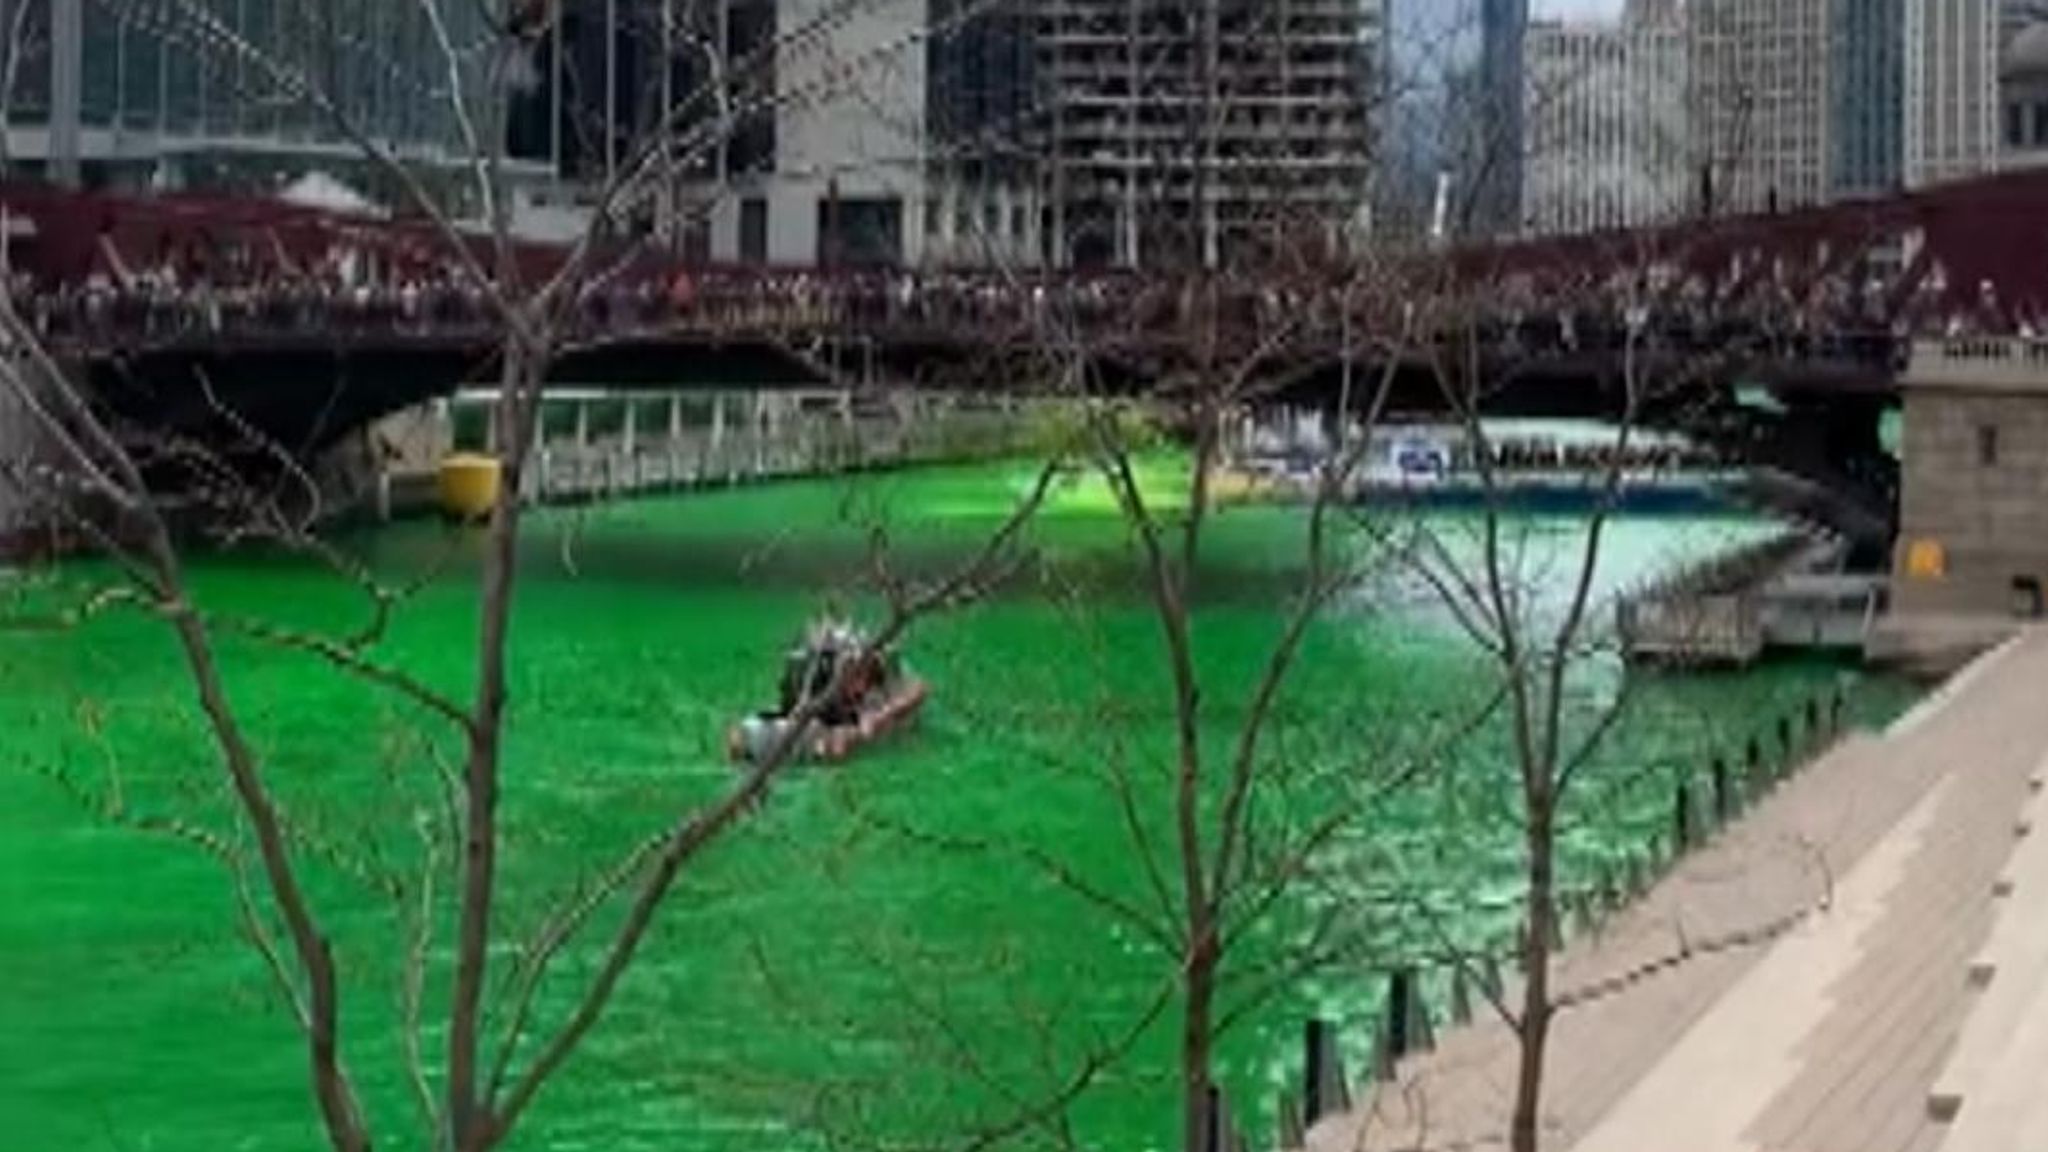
[668, 269, 696, 320]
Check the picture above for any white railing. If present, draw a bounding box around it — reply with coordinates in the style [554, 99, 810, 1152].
[1908, 337, 2048, 389]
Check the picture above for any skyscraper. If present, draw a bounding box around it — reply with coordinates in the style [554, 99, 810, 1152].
[1378, 0, 1481, 238]
[1688, 0, 1831, 215]
[2003, 19, 2048, 165]
[18, 0, 505, 190]
[924, 0, 1038, 264]
[1904, 0, 2001, 188]
[1522, 6, 1689, 237]
[1037, 0, 1380, 269]
[1476, 0, 1530, 233]
[2003, 0, 2048, 43]
[1831, 0, 1907, 198]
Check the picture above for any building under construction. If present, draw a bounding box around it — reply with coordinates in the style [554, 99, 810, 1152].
[1035, 0, 1382, 269]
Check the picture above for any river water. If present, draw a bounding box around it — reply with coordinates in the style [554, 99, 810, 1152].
[0, 461, 1917, 1152]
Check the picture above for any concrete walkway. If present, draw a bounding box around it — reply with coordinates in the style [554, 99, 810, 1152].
[1308, 628, 2048, 1152]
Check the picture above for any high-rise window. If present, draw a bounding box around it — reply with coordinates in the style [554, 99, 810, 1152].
[3, 0, 50, 125]
[739, 197, 768, 265]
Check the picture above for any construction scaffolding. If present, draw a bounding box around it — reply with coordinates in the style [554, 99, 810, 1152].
[1037, 0, 1379, 269]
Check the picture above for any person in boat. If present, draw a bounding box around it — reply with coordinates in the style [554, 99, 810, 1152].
[780, 608, 874, 726]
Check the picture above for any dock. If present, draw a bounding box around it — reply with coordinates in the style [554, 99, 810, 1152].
[1618, 532, 1885, 666]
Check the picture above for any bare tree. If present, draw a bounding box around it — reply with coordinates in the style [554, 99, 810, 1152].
[844, 11, 1533, 1150]
[1363, 214, 1827, 1150]
[0, 2, 1090, 1151]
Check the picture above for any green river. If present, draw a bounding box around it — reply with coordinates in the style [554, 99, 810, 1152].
[0, 460, 1918, 1151]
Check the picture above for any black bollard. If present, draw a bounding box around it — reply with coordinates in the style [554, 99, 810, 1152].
[1746, 735, 1764, 792]
[1450, 964, 1474, 1026]
[1386, 970, 1415, 1060]
[1805, 696, 1820, 744]
[1830, 688, 1845, 735]
[1303, 1019, 1329, 1123]
[1777, 714, 1793, 766]
[1675, 781, 1694, 853]
[1712, 757, 1731, 823]
[1302, 1018, 1350, 1120]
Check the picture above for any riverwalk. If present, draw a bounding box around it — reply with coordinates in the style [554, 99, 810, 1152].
[1308, 627, 2048, 1152]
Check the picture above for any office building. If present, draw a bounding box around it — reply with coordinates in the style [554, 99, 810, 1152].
[924, 0, 1039, 265]
[1521, 9, 1689, 237]
[528, 0, 1382, 269]
[505, 0, 1034, 266]
[1037, 0, 1380, 269]
[1475, 0, 1530, 234]
[1688, 0, 1830, 215]
[5, 0, 509, 191]
[1830, 0, 1907, 198]
[2003, 21, 2048, 166]
[2004, 0, 2048, 43]
[1377, 0, 1479, 239]
[1904, 0, 2000, 188]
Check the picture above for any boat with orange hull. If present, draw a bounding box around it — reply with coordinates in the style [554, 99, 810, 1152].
[727, 621, 928, 767]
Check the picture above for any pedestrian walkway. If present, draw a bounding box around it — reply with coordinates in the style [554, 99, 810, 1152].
[1920, 744, 2048, 1152]
[1307, 628, 2048, 1152]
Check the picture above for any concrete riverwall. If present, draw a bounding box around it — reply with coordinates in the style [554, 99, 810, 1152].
[342, 389, 1048, 521]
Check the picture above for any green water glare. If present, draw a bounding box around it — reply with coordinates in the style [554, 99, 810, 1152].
[0, 459, 1919, 1152]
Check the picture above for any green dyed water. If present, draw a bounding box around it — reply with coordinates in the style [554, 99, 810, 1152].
[0, 462, 1917, 1152]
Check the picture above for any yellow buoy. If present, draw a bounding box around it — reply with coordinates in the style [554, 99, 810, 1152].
[437, 453, 503, 521]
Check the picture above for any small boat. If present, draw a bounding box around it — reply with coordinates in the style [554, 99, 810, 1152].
[727, 620, 929, 767]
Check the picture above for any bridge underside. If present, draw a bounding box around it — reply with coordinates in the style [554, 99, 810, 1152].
[1279, 356, 1898, 552]
[82, 337, 1900, 548]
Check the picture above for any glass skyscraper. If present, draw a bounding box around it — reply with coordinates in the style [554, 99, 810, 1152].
[2, 0, 513, 191]
[1904, 0, 2000, 188]
[1831, 0, 1906, 198]
[1477, 0, 1530, 233]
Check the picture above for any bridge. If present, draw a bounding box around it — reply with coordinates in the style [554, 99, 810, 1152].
[7, 169, 2048, 537]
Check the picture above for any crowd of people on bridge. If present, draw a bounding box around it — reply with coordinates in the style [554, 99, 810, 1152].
[5, 221, 2044, 366]
[3, 230, 1146, 344]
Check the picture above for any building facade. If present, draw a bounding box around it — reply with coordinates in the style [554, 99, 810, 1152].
[722, 0, 929, 266]
[502, 0, 1034, 267]
[1830, 0, 1906, 198]
[1904, 0, 2001, 188]
[923, 0, 1039, 266]
[1521, 10, 1689, 237]
[1688, 0, 1830, 216]
[4, 0, 508, 192]
[1037, 0, 1379, 270]
[1474, 0, 1529, 234]
[2003, 0, 2048, 44]
[1377, 0, 1479, 240]
[2003, 22, 2048, 166]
